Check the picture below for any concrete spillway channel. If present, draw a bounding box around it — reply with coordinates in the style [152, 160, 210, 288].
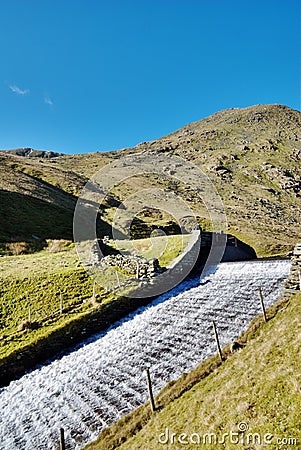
[0, 260, 290, 449]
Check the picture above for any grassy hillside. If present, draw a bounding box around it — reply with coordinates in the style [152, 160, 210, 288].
[0, 104, 300, 255]
[85, 292, 301, 450]
[0, 248, 94, 358]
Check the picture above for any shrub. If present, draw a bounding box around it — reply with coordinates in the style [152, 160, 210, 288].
[6, 242, 30, 255]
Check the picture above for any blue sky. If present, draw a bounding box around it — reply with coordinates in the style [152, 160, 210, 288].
[0, 0, 300, 154]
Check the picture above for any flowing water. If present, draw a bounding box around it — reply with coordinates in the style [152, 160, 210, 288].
[0, 260, 290, 449]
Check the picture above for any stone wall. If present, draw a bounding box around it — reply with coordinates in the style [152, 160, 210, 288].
[283, 243, 301, 297]
[99, 254, 162, 279]
[88, 239, 162, 278]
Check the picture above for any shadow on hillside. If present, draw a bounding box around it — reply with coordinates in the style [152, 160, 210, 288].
[0, 189, 111, 247]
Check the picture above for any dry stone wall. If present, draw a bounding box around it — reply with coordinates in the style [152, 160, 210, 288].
[99, 254, 162, 279]
[283, 243, 301, 297]
[89, 239, 163, 279]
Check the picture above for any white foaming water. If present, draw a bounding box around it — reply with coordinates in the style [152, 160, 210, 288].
[0, 260, 290, 449]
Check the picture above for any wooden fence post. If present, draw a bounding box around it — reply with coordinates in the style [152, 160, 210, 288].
[258, 287, 267, 322]
[59, 428, 65, 450]
[145, 368, 156, 412]
[116, 270, 121, 287]
[136, 260, 139, 279]
[60, 291, 63, 314]
[212, 320, 223, 362]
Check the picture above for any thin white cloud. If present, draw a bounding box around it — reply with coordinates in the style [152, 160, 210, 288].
[44, 96, 53, 106]
[9, 85, 29, 95]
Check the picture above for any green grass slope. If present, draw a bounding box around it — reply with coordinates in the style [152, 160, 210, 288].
[85, 292, 301, 450]
[0, 249, 94, 358]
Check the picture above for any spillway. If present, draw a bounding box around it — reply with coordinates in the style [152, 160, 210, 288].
[0, 260, 290, 449]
